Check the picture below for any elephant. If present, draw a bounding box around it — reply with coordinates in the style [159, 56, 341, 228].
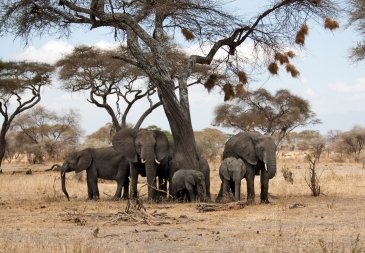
[216, 157, 246, 202]
[60, 147, 129, 201]
[112, 128, 170, 201]
[171, 169, 206, 202]
[169, 155, 211, 201]
[222, 131, 277, 204]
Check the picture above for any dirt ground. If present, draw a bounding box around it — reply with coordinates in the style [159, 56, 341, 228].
[0, 159, 364, 253]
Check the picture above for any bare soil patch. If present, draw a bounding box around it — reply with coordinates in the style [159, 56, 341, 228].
[0, 160, 364, 252]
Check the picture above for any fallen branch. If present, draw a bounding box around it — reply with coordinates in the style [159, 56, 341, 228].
[196, 201, 246, 213]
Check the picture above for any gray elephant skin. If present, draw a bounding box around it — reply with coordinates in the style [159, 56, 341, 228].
[222, 132, 277, 204]
[112, 128, 170, 201]
[217, 157, 246, 201]
[169, 155, 211, 200]
[171, 169, 206, 202]
[60, 147, 129, 201]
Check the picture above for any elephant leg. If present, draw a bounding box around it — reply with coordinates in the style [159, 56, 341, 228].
[121, 177, 130, 199]
[234, 180, 241, 201]
[87, 172, 99, 200]
[113, 181, 124, 201]
[260, 172, 270, 204]
[185, 183, 196, 202]
[245, 169, 255, 205]
[129, 163, 139, 199]
[215, 182, 224, 202]
[86, 175, 93, 200]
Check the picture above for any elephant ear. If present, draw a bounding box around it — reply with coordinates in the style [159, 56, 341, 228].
[238, 159, 247, 180]
[185, 173, 196, 186]
[112, 129, 138, 163]
[153, 130, 170, 161]
[219, 159, 231, 181]
[75, 149, 92, 173]
[229, 132, 258, 165]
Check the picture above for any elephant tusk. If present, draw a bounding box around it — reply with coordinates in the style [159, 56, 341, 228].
[264, 163, 268, 172]
[155, 158, 161, 165]
[141, 158, 146, 164]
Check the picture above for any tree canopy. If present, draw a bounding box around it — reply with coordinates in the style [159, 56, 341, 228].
[347, 0, 365, 61]
[213, 88, 321, 146]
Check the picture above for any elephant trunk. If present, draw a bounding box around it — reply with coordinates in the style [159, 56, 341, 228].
[61, 170, 70, 201]
[143, 150, 157, 201]
[264, 157, 276, 179]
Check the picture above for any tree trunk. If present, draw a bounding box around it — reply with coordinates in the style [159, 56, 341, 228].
[0, 135, 6, 173]
[157, 80, 199, 171]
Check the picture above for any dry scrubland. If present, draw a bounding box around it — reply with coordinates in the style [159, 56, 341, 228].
[0, 154, 364, 253]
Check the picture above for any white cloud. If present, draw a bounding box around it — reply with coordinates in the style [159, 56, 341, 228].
[330, 78, 365, 93]
[16, 40, 73, 64]
[15, 39, 120, 65]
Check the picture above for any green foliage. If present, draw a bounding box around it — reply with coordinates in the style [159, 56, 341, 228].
[146, 125, 173, 141]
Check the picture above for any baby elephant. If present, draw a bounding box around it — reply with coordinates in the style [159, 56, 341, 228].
[171, 169, 206, 202]
[216, 157, 246, 202]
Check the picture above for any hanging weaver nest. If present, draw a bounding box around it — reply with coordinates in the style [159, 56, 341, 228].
[274, 52, 289, 65]
[223, 82, 235, 101]
[311, 0, 321, 4]
[237, 71, 248, 84]
[204, 74, 219, 92]
[286, 64, 300, 78]
[295, 24, 309, 45]
[181, 28, 195, 40]
[287, 51, 295, 58]
[324, 18, 339, 30]
[268, 62, 279, 75]
[235, 83, 246, 96]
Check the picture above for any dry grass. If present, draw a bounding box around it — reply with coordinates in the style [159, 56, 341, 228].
[0, 155, 365, 252]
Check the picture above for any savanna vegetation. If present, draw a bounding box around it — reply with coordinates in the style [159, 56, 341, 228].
[0, 0, 365, 252]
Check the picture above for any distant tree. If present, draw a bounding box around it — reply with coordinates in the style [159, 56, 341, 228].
[296, 130, 323, 151]
[213, 89, 320, 146]
[145, 125, 173, 142]
[83, 123, 114, 148]
[347, 0, 365, 61]
[0, 61, 53, 172]
[11, 106, 82, 163]
[339, 126, 365, 162]
[194, 128, 227, 160]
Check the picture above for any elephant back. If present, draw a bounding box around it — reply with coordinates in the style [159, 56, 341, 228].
[223, 132, 258, 165]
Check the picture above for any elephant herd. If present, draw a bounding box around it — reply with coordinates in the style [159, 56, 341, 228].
[60, 129, 277, 204]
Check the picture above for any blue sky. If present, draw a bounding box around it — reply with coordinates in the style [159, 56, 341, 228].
[0, 1, 364, 136]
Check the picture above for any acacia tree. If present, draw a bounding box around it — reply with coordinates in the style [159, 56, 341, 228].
[11, 106, 82, 162]
[0, 0, 338, 170]
[347, 0, 365, 61]
[0, 60, 53, 172]
[56, 46, 160, 131]
[340, 126, 365, 162]
[213, 88, 320, 146]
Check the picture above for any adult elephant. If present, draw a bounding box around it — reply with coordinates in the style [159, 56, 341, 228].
[216, 157, 246, 202]
[112, 128, 170, 201]
[60, 147, 129, 201]
[223, 132, 277, 204]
